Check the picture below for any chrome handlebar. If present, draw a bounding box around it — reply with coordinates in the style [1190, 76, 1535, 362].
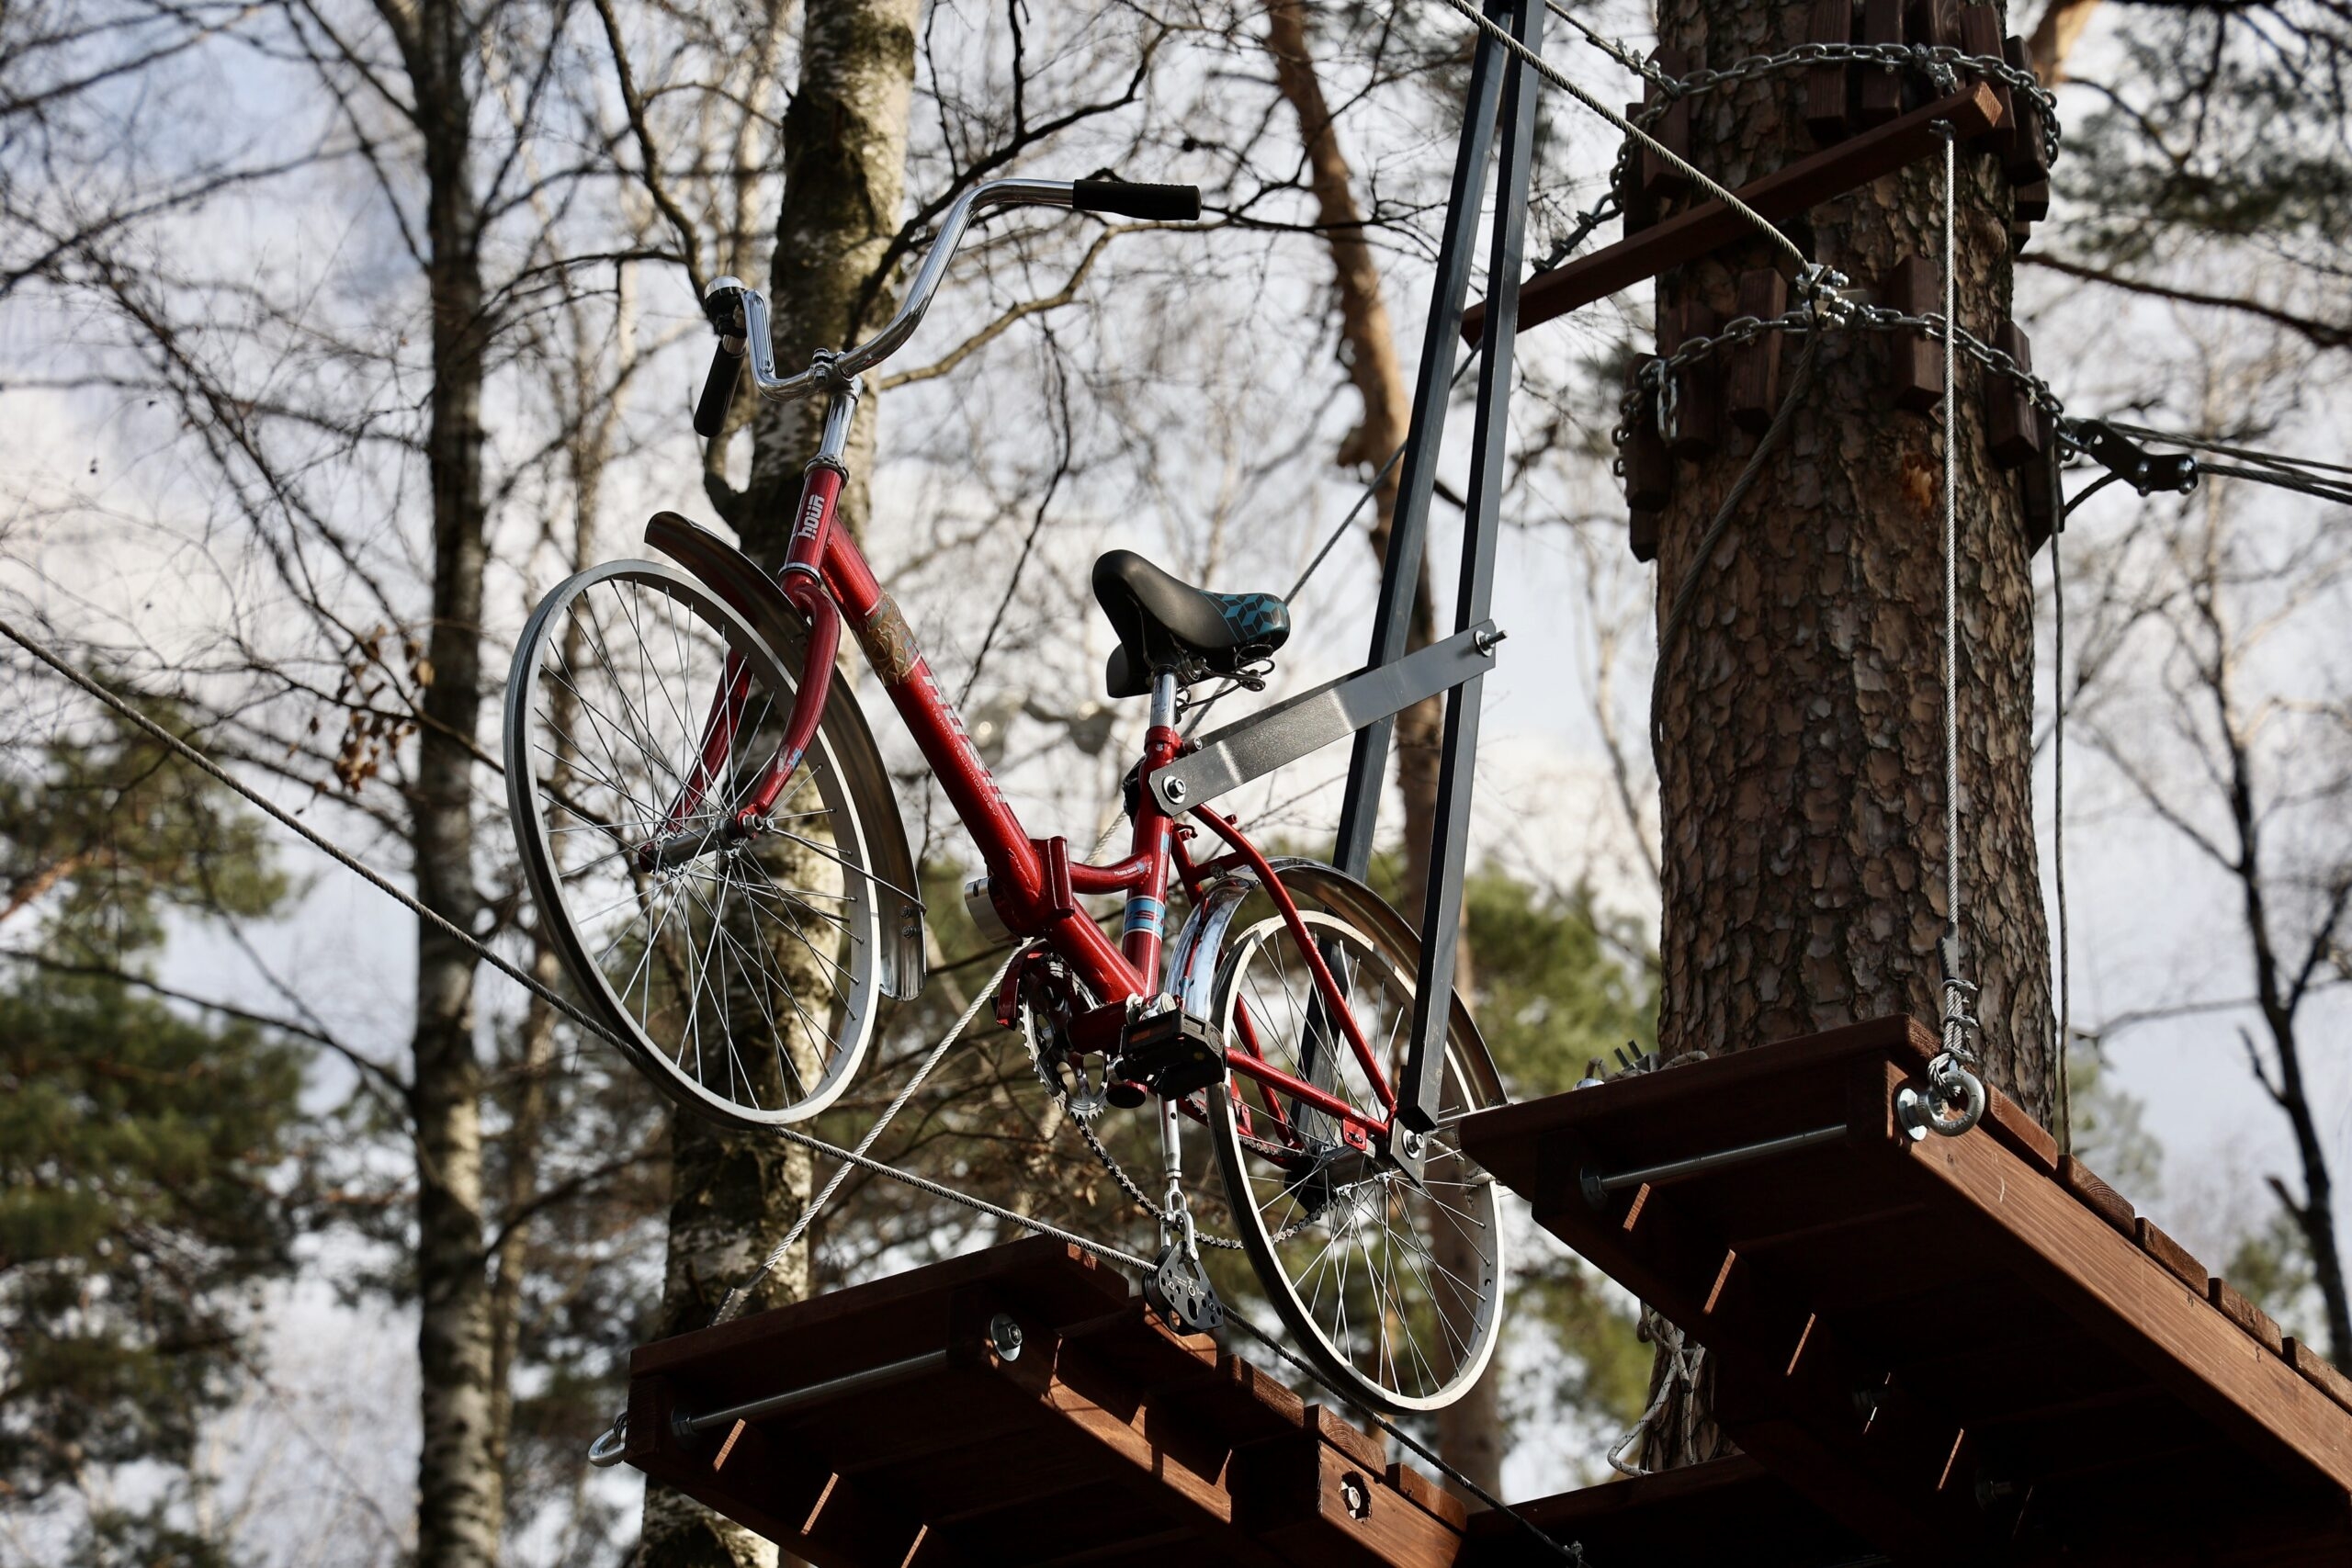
[695, 176, 1197, 432]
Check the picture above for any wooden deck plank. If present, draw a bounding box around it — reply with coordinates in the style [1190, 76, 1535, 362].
[1893, 1121, 2352, 1489]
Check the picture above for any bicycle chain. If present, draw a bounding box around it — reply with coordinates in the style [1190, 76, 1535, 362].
[1026, 1006, 1340, 1250]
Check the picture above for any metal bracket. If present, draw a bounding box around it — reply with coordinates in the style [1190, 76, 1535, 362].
[1578, 1122, 1850, 1209]
[1147, 622, 1500, 816]
[2062, 419, 2199, 495]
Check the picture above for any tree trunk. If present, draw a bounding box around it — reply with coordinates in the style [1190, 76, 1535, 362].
[1643, 0, 2054, 1466]
[640, 0, 917, 1562]
[1260, 0, 1498, 1496]
[409, 1, 501, 1560]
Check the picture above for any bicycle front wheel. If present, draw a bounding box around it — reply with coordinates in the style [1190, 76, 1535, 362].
[504, 558, 884, 1127]
[1206, 904, 1504, 1412]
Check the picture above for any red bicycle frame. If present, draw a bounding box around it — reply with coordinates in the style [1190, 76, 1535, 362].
[657, 390, 1395, 1147]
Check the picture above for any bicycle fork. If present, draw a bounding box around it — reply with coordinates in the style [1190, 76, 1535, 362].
[637, 378, 859, 871]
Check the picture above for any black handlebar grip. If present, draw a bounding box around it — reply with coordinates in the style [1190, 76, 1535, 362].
[694, 340, 743, 439]
[1070, 180, 1201, 222]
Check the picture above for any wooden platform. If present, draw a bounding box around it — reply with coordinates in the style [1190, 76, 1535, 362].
[619, 1237, 1481, 1567]
[1457, 1015, 2352, 1567]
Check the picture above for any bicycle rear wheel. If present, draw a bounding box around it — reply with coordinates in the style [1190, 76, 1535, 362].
[504, 559, 884, 1127]
[1206, 902, 1504, 1413]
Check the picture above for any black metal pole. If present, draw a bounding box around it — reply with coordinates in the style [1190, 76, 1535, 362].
[1329, 0, 1513, 881]
[1396, 0, 1544, 1133]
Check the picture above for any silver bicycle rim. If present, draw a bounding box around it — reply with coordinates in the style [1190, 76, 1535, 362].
[504, 558, 881, 1127]
[1207, 908, 1504, 1412]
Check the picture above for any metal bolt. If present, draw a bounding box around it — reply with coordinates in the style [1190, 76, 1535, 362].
[1474, 626, 1509, 655]
[987, 1314, 1023, 1362]
[1340, 1473, 1371, 1520]
[1162, 777, 1189, 805]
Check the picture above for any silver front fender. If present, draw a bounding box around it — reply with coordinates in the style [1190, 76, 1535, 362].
[1161, 870, 1258, 1021]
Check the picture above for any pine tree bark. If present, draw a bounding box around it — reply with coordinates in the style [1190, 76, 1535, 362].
[1261, 0, 1499, 1495]
[406, 0, 503, 1560]
[1642, 1, 2054, 1466]
[639, 0, 917, 1562]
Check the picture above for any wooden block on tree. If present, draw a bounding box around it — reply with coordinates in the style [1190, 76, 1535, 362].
[1858, 0, 1906, 126]
[2020, 412, 2059, 553]
[1477, 82, 2000, 341]
[2014, 177, 2050, 220]
[1727, 268, 1789, 432]
[2210, 1278, 2286, 1356]
[1623, 357, 1673, 513]
[2284, 1337, 2352, 1416]
[1906, 0, 1958, 49]
[1883, 254, 1943, 412]
[1630, 508, 1661, 563]
[1958, 7, 2009, 146]
[1984, 321, 2041, 467]
[2135, 1217, 2211, 1292]
[1640, 49, 1692, 204]
[2003, 35, 2051, 183]
[1806, 0, 1854, 144]
[2009, 218, 2034, 254]
[1661, 299, 1724, 456]
[1619, 105, 1659, 236]
[2059, 1155, 2136, 1236]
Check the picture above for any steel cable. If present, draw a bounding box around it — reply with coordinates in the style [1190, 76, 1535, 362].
[3, 613, 1584, 1558]
[1433, 0, 1813, 276]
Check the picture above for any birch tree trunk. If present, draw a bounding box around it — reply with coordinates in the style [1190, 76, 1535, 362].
[1642, 0, 2055, 1466]
[638, 0, 917, 1562]
[1261, 0, 1500, 1496]
[406, 0, 502, 1559]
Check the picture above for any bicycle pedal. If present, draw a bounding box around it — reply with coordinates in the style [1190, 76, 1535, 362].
[1114, 1007, 1226, 1100]
[1145, 1244, 1223, 1334]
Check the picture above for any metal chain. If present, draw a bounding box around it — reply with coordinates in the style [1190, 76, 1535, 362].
[1598, 42, 2063, 205]
[1611, 300, 2065, 471]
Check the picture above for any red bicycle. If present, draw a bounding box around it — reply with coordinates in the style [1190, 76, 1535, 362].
[503, 177, 1503, 1411]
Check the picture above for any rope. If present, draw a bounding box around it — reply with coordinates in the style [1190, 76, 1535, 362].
[1649, 324, 1822, 745]
[5, 612, 1583, 1556]
[1606, 1305, 1702, 1477]
[1432, 0, 1812, 277]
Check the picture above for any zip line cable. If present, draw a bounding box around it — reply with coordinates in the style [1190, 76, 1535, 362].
[0, 611, 1587, 1561]
[711, 942, 1021, 1325]
[2101, 422, 2352, 481]
[1432, 0, 1812, 277]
